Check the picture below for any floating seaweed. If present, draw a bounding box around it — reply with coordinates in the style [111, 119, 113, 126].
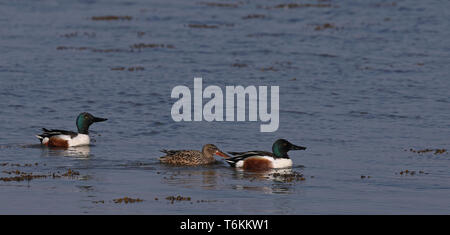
[196, 199, 221, 203]
[113, 197, 144, 204]
[314, 23, 336, 31]
[9, 163, 34, 167]
[187, 24, 219, 29]
[0, 168, 82, 182]
[0, 172, 47, 182]
[3, 170, 22, 175]
[56, 46, 93, 51]
[56, 46, 129, 53]
[396, 170, 429, 175]
[91, 48, 127, 53]
[62, 169, 80, 177]
[165, 195, 191, 203]
[91, 16, 132, 21]
[270, 171, 305, 182]
[1, 162, 45, 167]
[407, 148, 448, 155]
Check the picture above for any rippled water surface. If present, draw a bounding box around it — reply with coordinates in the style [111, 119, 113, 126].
[1, 0, 449, 214]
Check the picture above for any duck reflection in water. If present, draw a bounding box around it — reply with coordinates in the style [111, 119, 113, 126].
[160, 166, 220, 189]
[159, 164, 304, 194]
[40, 145, 91, 158]
[231, 167, 305, 182]
[230, 168, 306, 194]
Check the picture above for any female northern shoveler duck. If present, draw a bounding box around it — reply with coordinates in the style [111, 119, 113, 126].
[221, 139, 306, 171]
[159, 144, 227, 166]
[36, 112, 107, 148]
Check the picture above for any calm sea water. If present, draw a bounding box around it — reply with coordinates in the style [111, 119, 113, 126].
[0, 0, 449, 214]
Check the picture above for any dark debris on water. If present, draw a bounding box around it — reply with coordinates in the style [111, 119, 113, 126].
[0, 168, 81, 182]
[396, 170, 429, 176]
[162, 195, 221, 204]
[113, 197, 144, 204]
[187, 24, 219, 29]
[56, 46, 128, 53]
[314, 23, 336, 31]
[270, 171, 306, 182]
[57, 43, 175, 53]
[165, 195, 191, 203]
[406, 148, 448, 155]
[91, 16, 132, 21]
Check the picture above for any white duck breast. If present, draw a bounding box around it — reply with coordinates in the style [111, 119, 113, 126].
[67, 134, 90, 147]
[254, 156, 292, 169]
[270, 157, 293, 169]
[235, 156, 293, 169]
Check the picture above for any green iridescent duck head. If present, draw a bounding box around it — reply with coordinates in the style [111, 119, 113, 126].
[76, 112, 107, 134]
[272, 139, 306, 158]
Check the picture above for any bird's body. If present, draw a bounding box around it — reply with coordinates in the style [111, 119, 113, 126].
[160, 149, 214, 165]
[37, 129, 90, 147]
[36, 112, 107, 148]
[225, 151, 293, 170]
[159, 144, 226, 166]
[222, 139, 306, 171]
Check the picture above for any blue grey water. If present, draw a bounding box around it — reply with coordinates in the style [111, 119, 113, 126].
[0, 0, 449, 214]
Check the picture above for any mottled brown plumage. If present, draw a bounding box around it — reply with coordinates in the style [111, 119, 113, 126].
[159, 144, 227, 166]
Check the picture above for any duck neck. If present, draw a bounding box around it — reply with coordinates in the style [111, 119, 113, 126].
[76, 118, 90, 134]
[272, 145, 289, 159]
[77, 125, 89, 135]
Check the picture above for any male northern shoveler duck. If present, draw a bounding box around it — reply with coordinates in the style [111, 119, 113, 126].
[36, 112, 107, 147]
[221, 139, 307, 171]
[159, 144, 227, 166]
